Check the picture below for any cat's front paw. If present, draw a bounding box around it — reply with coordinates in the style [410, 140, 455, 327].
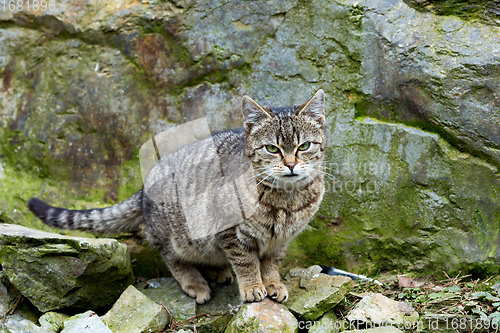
[182, 283, 211, 304]
[241, 284, 267, 302]
[265, 281, 288, 302]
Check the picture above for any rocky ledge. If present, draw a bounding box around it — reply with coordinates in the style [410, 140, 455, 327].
[0, 225, 418, 333]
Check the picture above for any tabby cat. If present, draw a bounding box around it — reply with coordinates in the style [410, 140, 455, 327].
[28, 89, 327, 304]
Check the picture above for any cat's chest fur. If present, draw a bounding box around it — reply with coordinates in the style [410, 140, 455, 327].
[241, 179, 324, 256]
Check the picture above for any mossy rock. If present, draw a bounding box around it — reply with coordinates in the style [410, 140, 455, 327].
[225, 298, 298, 333]
[0, 224, 134, 312]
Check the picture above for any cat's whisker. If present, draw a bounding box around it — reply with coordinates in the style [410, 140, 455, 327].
[322, 165, 340, 172]
[305, 173, 320, 188]
[323, 171, 337, 178]
[271, 176, 277, 189]
[252, 173, 273, 191]
[245, 169, 270, 182]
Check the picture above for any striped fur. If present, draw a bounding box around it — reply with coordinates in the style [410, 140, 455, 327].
[28, 90, 327, 305]
[28, 191, 144, 233]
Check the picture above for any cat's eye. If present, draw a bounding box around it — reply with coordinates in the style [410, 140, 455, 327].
[266, 145, 280, 154]
[297, 142, 311, 151]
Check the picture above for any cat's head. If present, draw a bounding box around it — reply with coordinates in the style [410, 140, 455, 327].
[242, 90, 326, 190]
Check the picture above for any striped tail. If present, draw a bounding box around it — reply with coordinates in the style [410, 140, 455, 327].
[28, 191, 144, 234]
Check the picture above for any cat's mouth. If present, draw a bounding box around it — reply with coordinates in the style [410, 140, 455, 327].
[283, 173, 299, 177]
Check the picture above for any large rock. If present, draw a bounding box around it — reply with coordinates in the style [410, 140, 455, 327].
[0, 224, 134, 312]
[225, 298, 298, 333]
[354, 0, 500, 167]
[1, 0, 499, 277]
[295, 116, 500, 275]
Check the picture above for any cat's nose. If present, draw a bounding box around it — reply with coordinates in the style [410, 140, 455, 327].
[285, 162, 296, 171]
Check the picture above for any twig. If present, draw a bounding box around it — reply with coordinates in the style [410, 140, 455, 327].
[439, 272, 471, 286]
[1, 295, 23, 323]
[160, 302, 208, 331]
[161, 303, 178, 330]
[179, 313, 209, 326]
[442, 271, 462, 288]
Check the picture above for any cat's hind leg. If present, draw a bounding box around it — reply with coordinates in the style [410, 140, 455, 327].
[161, 250, 211, 304]
[202, 265, 234, 285]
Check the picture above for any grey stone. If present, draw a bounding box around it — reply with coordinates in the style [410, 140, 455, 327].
[0, 277, 46, 333]
[194, 281, 240, 333]
[285, 266, 354, 321]
[0, 224, 134, 312]
[137, 277, 240, 332]
[61, 311, 111, 333]
[196, 281, 242, 315]
[102, 285, 168, 333]
[39, 312, 70, 333]
[308, 311, 338, 333]
[1, 317, 52, 333]
[225, 298, 298, 333]
[287, 265, 323, 281]
[0, 278, 14, 317]
[136, 277, 196, 322]
[346, 293, 419, 326]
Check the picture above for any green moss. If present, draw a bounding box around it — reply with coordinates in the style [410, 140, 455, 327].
[0, 119, 68, 182]
[461, 261, 500, 280]
[196, 314, 233, 333]
[0, 227, 134, 312]
[0, 153, 142, 236]
[404, 0, 499, 26]
[352, 93, 500, 169]
[282, 218, 347, 275]
[225, 316, 261, 333]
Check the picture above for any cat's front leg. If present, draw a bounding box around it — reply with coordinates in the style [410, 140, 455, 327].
[260, 246, 288, 302]
[220, 237, 267, 302]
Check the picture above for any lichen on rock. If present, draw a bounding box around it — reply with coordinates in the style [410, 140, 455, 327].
[102, 285, 169, 333]
[225, 298, 298, 333]
[0, 224, 134, 312]
[284, 266, 354, 321]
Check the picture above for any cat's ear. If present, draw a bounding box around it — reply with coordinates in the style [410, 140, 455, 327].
[296, 89, 325, 124]
[242, 95, 273, 131]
